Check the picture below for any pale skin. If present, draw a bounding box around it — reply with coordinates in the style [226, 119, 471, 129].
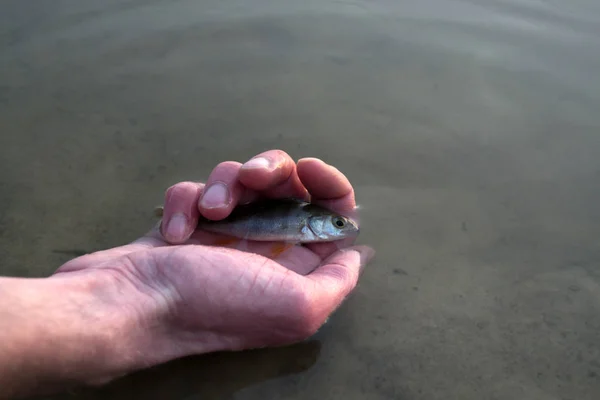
[0, 150, 374, 399]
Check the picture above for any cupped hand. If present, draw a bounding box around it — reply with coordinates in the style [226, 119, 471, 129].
[54, 150, 374, 357]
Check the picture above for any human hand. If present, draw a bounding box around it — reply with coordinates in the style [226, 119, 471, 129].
[54, 150, 374, 380]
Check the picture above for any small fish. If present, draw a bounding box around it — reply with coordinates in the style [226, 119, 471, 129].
[154, 198, 359, 243]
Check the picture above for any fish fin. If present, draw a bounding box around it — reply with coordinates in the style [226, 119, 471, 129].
[210, 236, 241, 247]
[268, 242, 296, 258]
[153, 206, 164, 218]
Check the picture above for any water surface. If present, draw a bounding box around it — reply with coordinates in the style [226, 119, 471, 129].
[1, 0, 600, 399]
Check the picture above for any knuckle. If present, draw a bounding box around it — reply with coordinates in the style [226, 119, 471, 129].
[213, 161, 242, 174]
[165, 181, 200, 198]
[271, 149, 290, 160]
[325, 262, 351, 280]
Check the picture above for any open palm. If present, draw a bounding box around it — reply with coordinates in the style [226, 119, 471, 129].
[55, 150, 373, 354]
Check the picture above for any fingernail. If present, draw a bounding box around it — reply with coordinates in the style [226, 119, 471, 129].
[166, 213, 189, 241]
[243, 157, 273, 170]
[200, 182, 230, 209]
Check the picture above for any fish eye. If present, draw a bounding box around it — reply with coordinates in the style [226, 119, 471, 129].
[333, 216, 346, 228]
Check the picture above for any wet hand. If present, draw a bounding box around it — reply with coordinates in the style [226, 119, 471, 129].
[55, 150, 374, 361]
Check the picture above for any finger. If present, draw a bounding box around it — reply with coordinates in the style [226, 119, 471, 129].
[303, 237, 358, 261]
[198, 161, 245, 220]
[273, 246, 322, 275]
[238, 150, 309, 200]
[296, 158, 356, 213]
[160, 181, 204, 243]
[304, 245, 375, 313]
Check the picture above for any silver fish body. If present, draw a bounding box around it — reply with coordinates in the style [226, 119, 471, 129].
[155, 198, 359, 243]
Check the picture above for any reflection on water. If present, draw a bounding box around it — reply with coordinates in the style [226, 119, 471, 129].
[2, 0, 600, 399]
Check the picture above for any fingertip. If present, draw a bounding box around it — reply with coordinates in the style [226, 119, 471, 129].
[162, 213, 191, 243]
[312, 245, 375, 281]
[198, 181, 233, 219]
[161, 181, 203, 243]
[165, 181, 204, 201]
[198, 161, 244, 220]
[296, 158, 355, 211]
[297, 157, 340, 173]
[307, 246, 361, 286]
[238, 150, 294, 191]
[297, 157, 325, 166]
[334, 245, 375, 271]
[351, 245, 376, 266]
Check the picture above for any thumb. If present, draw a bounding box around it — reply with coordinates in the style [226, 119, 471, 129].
[304, 245, 375, 312]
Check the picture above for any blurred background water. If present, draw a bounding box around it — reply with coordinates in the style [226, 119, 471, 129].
[1, 0, 600, 399]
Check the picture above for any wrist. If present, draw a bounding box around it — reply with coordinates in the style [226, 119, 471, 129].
[42, 266, 180, 385]
[0, 265, 180, 397]
[46, 255, 230, 384]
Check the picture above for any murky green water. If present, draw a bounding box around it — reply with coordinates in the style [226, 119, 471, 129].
[1, 0, 600, 398]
